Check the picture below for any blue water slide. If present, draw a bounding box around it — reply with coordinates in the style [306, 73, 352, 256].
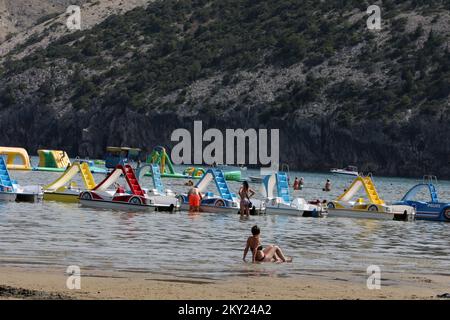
[151, 164, 165, 194]
[276, 172, 290, 203]
[429, 184, 439, 202]
[212, 169, 234, 201]
[196, 169, 234, 201]
[401, 183, 439, 203]
[0, 156, 14, 190]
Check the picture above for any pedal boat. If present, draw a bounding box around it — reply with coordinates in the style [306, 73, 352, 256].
[136, 164, 180, 211]
[178, 169, 265, 214]
[326, 175, 415, 221]
[394, 176, 450, 222]
[43, 162, 97, 203]
[262, 173, 325, 217]
[79, 164, 175, 212]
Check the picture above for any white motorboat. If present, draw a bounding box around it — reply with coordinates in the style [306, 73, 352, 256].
[330, 165, 359, 177]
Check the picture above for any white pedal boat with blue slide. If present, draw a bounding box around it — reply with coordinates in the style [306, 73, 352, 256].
[262, 172, 325, 217]
[0, 185, 16, 202]
[178, 169, 265, 214]
[0, 156, 42, 202]
[136, 163, 180, 210]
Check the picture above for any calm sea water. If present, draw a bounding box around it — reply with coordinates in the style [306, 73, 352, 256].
[1, 161, 449, 279]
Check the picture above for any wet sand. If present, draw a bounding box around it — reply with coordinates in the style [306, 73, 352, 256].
[0, 267, 449, 300]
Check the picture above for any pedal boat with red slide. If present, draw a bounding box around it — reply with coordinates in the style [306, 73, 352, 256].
[79, 164, 175, 212]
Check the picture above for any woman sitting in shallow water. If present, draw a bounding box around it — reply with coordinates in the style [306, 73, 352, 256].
[243, 225, 292, 263]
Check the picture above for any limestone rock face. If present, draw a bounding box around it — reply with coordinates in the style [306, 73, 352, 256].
[0, 1, 450, 178]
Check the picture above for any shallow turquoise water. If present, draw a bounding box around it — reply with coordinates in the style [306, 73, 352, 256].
[0, 165, 449, 280]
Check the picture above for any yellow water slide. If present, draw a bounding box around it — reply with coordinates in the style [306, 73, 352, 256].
[337, 176, 385, 205]
[0, 147, 32, 170]
[44, 162, 96, 192]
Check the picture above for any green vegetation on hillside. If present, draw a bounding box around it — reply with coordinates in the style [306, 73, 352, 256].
[2, 0, 450, 123]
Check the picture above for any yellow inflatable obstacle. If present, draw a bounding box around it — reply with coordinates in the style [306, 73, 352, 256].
[183, 167, 206, 177]
[38, 149, 71, 169]
[43, 162, 96, 203]
[0, 147, 32, 170]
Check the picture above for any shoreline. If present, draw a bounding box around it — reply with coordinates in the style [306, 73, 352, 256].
[0, 266, 449, 300]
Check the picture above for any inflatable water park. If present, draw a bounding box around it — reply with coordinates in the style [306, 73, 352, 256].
[145, 146, 242, 181]
[0, 147, 106, 174]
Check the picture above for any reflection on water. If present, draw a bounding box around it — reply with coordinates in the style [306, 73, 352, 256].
[0, 168, 449, 279]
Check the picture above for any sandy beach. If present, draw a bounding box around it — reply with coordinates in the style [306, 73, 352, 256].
[0, 266, 449, 300]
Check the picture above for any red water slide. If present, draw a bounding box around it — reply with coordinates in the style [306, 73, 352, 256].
[93, 165, 145, 196]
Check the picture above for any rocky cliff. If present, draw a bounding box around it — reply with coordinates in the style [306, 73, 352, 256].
[0, 0, 89, 42]
[1, 0, 450, 178]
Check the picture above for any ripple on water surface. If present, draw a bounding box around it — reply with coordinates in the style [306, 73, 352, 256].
[0, 168, 449, 279]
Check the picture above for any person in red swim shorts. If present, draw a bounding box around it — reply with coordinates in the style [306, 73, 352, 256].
[188, 187, 202, 213]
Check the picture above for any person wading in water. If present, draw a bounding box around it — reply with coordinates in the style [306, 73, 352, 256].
[238, 181, 255, 217]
